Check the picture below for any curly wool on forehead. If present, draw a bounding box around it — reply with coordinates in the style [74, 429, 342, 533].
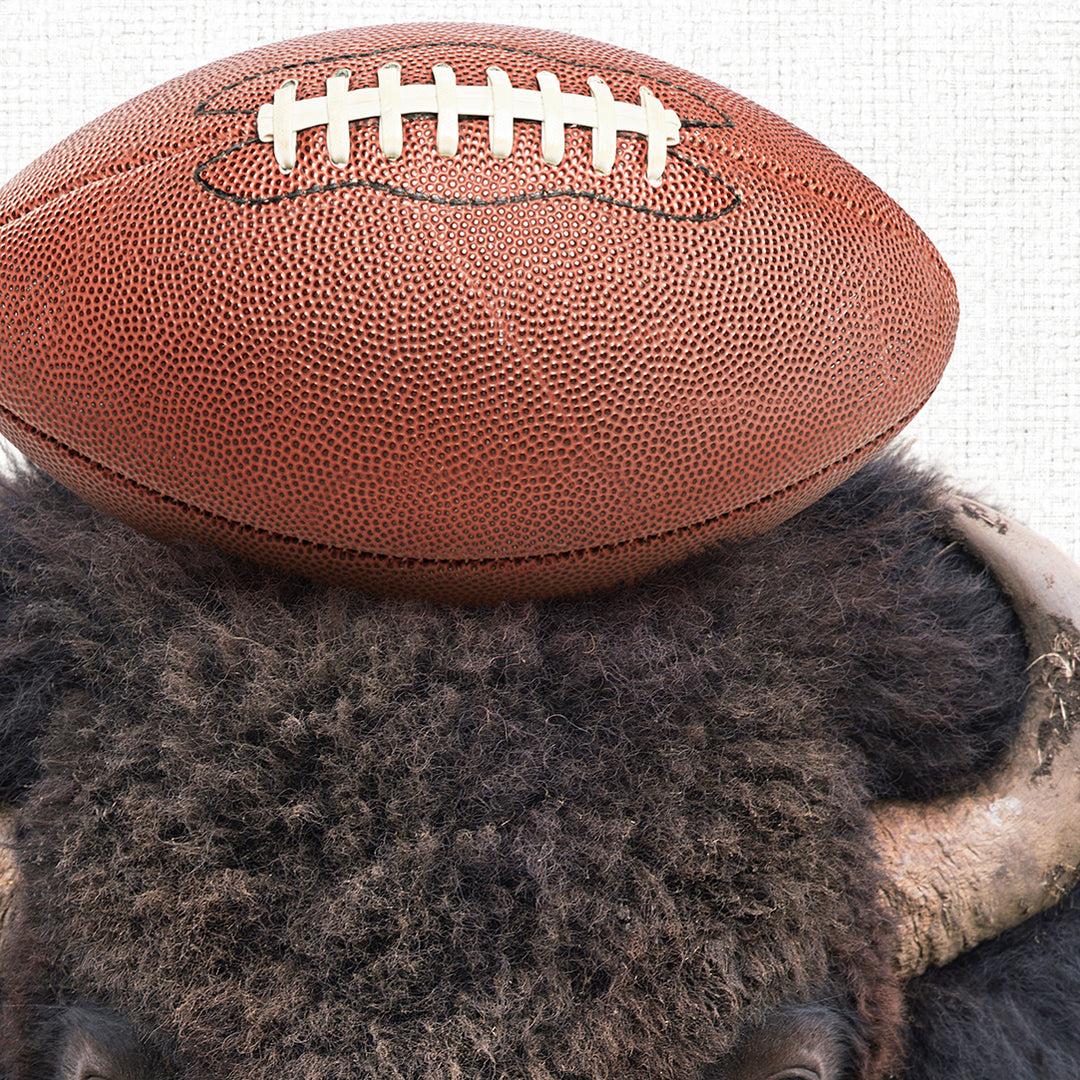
[2, 458, 1025, 1080]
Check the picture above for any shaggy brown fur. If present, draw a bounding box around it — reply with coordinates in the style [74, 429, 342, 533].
[0, 455, 1027, 1080]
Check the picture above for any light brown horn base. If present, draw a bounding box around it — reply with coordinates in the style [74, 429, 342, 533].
[0, 807, 17, 949]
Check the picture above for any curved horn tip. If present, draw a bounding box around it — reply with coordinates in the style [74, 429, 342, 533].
[875, 494, 1080, 979]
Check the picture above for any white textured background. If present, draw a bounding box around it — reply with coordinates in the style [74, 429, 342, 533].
[2, 0, 1078, 559]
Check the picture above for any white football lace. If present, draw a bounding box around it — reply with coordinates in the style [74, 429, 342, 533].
[256, 64, 681, 187]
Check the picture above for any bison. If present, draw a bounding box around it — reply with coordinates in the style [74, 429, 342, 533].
[0, 454, 1077, 1079]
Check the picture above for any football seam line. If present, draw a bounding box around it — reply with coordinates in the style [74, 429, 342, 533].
[190, 37, 911, 237]
[193, 134, 742, 220]
[0, 137, 237, 231]
[0, 397, 916, 571]
[708, 142, 924, 235]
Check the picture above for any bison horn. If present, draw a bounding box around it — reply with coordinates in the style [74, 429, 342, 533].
[873, 495, 1080, 979]
[0, 806, 16, 947]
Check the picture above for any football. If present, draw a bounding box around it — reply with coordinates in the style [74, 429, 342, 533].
[0, 24, 957, 604]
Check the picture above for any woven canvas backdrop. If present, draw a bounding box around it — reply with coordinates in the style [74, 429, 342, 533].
[3, 0, 1077, 560]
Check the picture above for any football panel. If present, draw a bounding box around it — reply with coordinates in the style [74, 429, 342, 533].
[0, 138, 955, 562]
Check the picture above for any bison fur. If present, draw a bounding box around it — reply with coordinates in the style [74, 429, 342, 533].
[0, 454, 1074, 1080]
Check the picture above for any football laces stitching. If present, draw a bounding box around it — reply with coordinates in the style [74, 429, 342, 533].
[256, 64, 681, 186]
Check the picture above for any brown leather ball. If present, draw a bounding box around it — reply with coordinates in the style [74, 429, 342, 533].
[0, 24, 957, 603]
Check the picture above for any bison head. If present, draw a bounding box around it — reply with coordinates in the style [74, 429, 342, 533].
[0, 457, 1076, 1080]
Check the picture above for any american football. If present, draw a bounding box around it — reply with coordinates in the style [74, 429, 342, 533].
[0, 23, 957, 603]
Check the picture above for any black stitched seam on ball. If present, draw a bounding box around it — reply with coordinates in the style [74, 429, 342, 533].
[194, 35, 920, 236]
[0, 397, 918, 573]
[192, 136, 742, 221]
[699, 142, 918, 232]
[193, 38, 737, 131]
[0, 144, 224, 230]
[187, 39, 906, 233]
